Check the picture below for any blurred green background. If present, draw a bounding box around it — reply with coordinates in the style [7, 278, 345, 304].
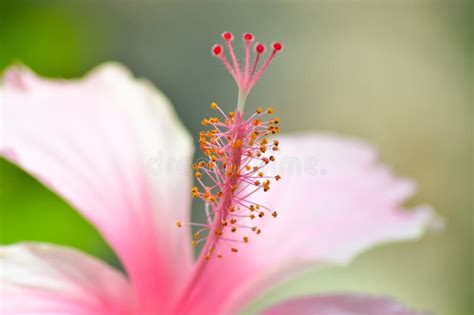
[0, 1, 472, 314]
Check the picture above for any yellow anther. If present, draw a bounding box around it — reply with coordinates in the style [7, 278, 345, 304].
[194, 232, 202, 239]
[210, 102, 218, 110]
[256, 106, 263, 114]
[263, 182, 270, 189]
[267, 107, 274, 114]
[275, 175, 282, 181]
[231, 248, 238, 253]
[201, 119, 209, 126]
[245, 165, 252, 171]
[176, 221, 183, 228]
[231, 227, 237, 233]
[259, 211, 265, 218]
[272, 211, 278, 218]
[232, 139, 243, 148]
[230, 218, 237, 224]
[249, 214, 256, 220]
[243, 236, 249, 243]
[217, 254, 223, 258]
[258, 172, 264, 177]
[249, 205, 255, 211]
[192, 240, 197, 247]
[229, 111, 235, 118]
[195, 172, 202, 178]
[254, 180, 260, 186]
[269, 156, 275, 161]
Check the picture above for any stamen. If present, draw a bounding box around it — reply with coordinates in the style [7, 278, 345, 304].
[177, 98, 281, 260]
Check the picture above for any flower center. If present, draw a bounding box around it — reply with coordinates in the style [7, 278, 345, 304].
[177, 32, 282, 260]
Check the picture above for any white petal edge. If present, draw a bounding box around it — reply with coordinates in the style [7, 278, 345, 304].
[0, 242, 134, 315]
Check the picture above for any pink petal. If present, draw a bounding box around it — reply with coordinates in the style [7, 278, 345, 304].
[1, 64, 194, 313]
[0, 243, 133, 315]
[260, 294, 431, 315]
[179, 134, 439, 315]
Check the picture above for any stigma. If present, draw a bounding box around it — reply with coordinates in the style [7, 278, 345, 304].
[177, 32, 282, 260]
[212, 32, 283, 111]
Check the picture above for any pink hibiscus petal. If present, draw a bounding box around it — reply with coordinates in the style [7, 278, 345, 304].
[1, 64, 194, 314]
[179, 134, 439, 315]
[260, 294, 431, 315]
[0, 243, 133, 315]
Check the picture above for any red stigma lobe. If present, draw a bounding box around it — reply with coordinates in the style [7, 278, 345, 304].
[243, 32, 254, 41]
[255, 43, 265, 53]
[212, 44, 223, 56]
[222, 31, 233, 41]
[272, 42, 283, 51]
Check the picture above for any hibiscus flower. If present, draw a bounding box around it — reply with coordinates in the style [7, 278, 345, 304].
[0, 32, 437, 315]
